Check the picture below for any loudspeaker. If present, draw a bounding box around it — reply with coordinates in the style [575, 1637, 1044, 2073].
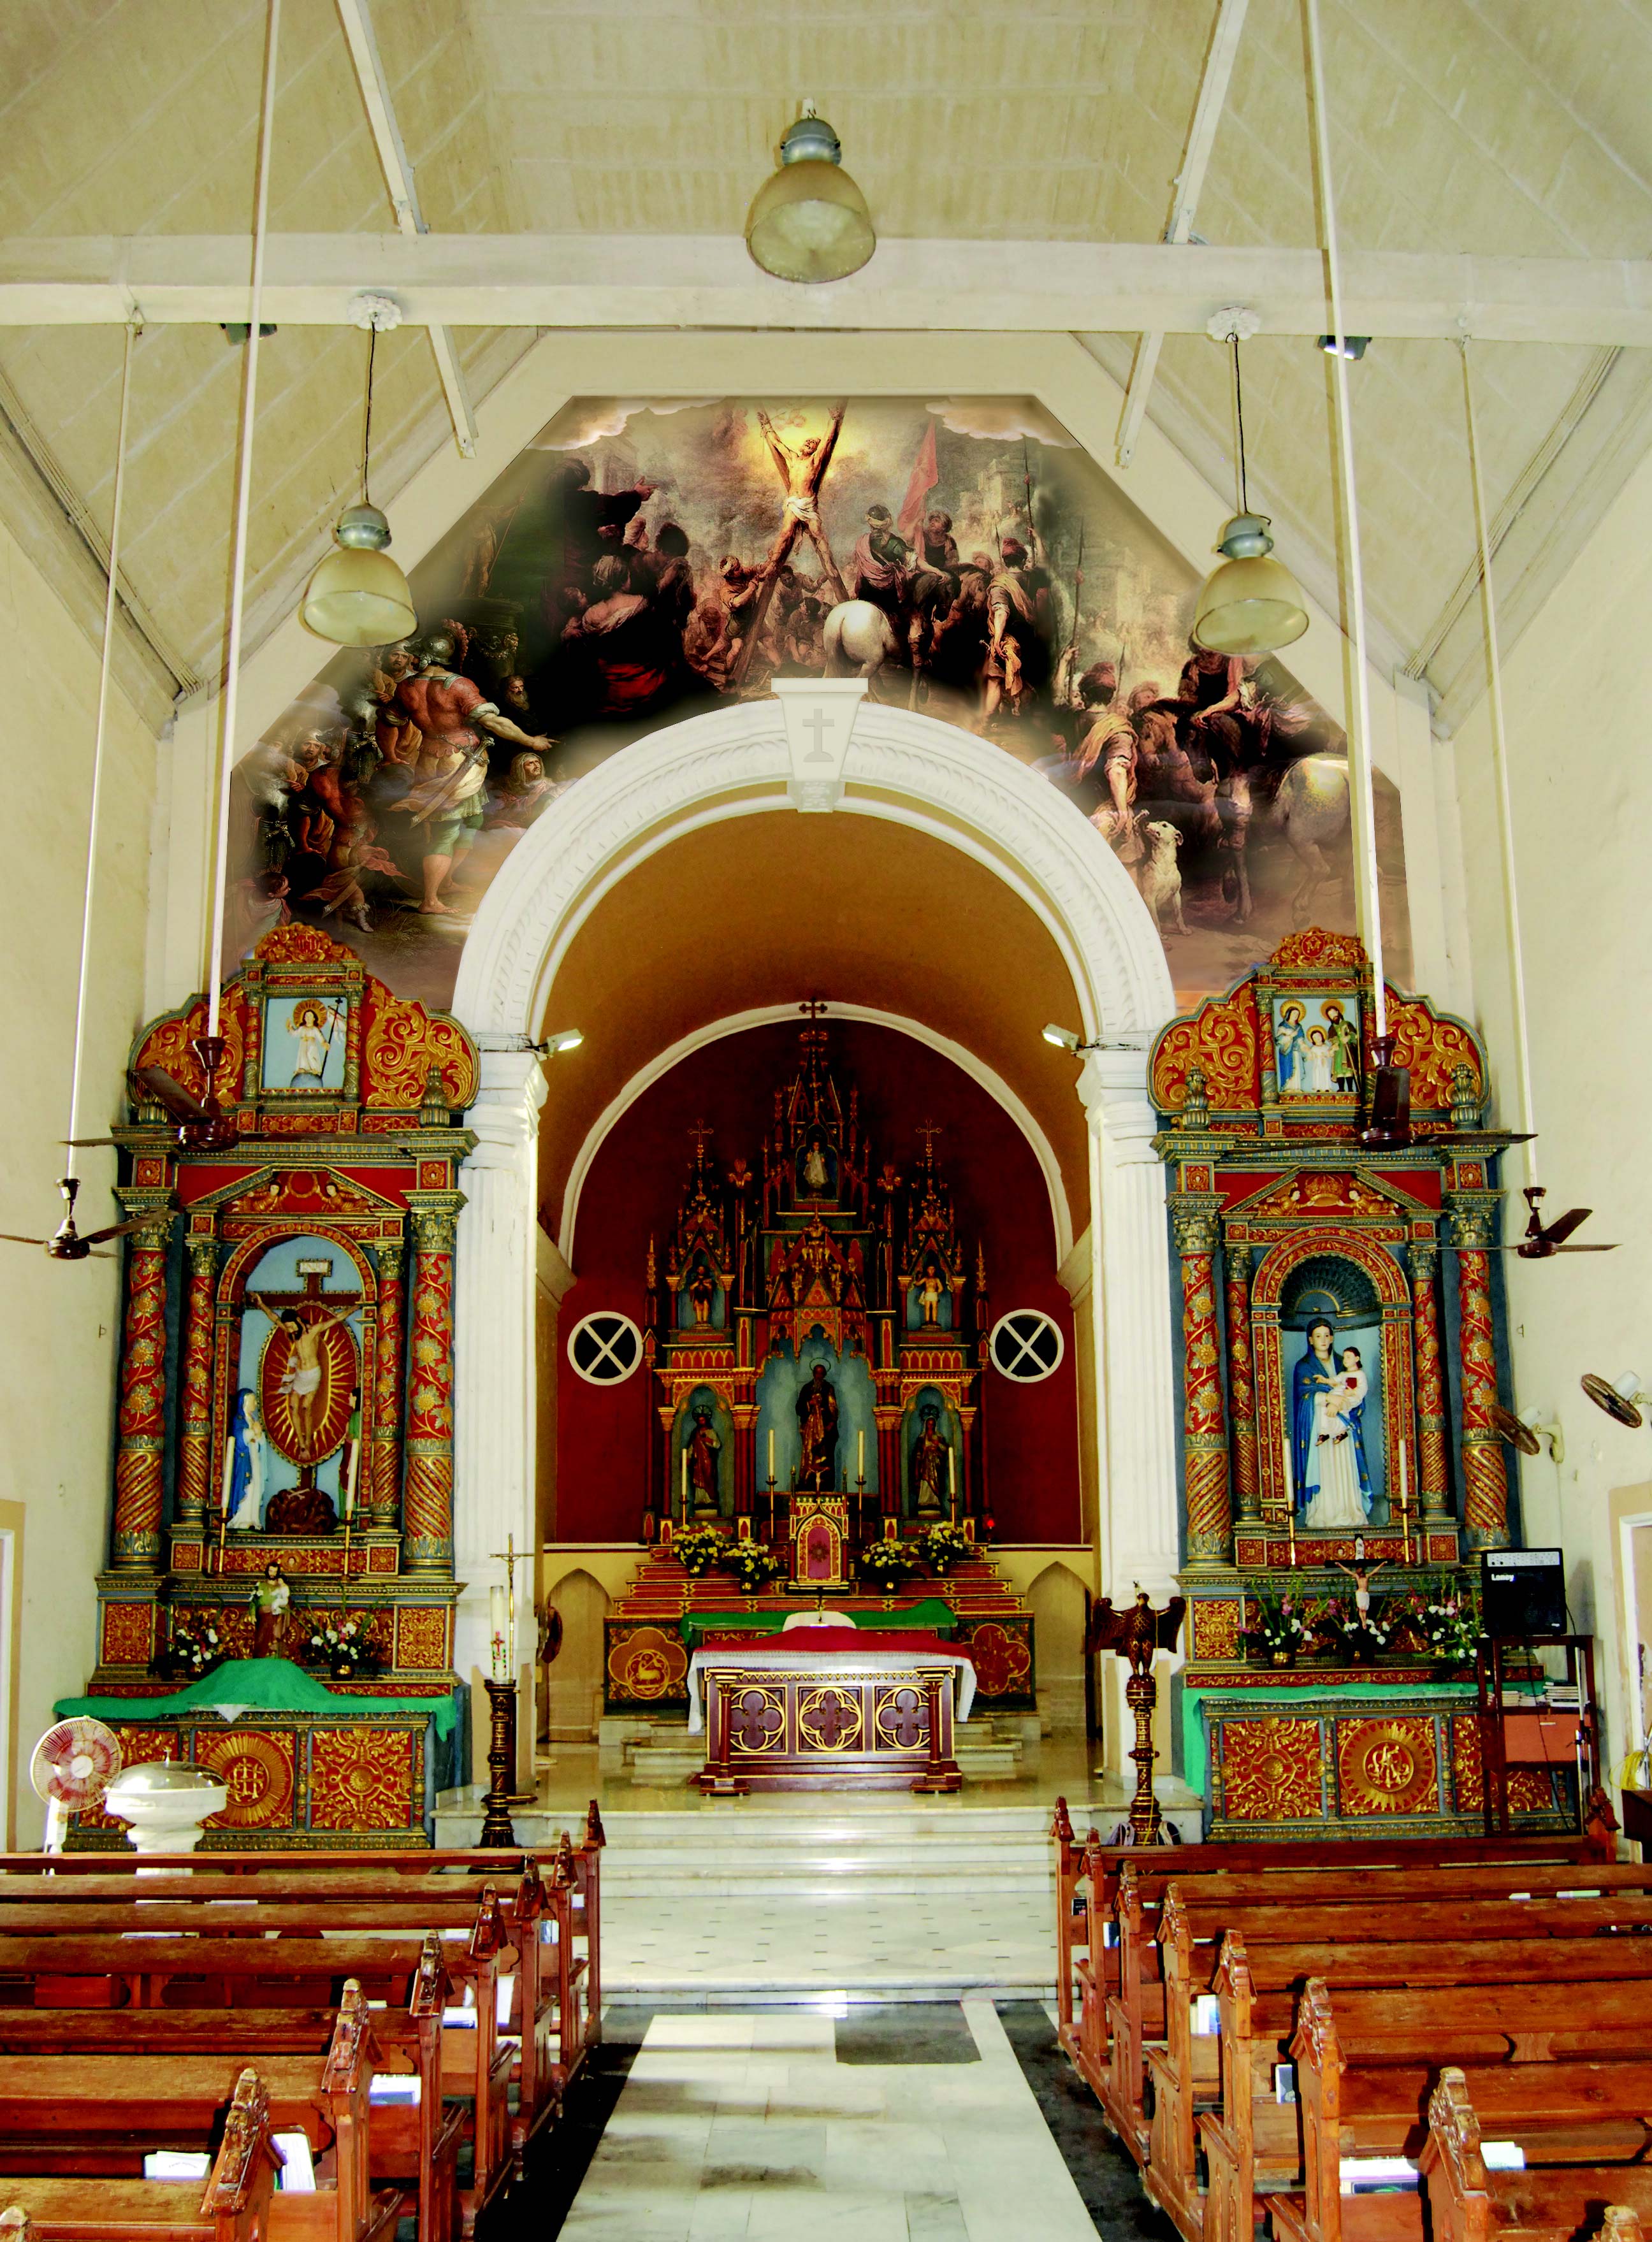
[1481, 1548, 1566, 1638]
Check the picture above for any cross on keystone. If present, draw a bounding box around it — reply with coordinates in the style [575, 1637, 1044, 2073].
[731, 1690, 783, 1753]
[801, 707, 834, 763]
[884, 1687, 929, 1750]
[799, 1000, 827, 1022]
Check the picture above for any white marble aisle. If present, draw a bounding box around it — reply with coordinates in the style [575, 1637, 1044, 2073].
[558, 2002, 1100, 2241]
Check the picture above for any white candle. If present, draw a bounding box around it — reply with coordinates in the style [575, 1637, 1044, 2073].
[681, 1443, 688, 1507]
[948, 1444, 956, 1495]
[1280, 1431, 1293, 1507]
[858, 1429, 865, 1483]
[768, 1428, 775, 1483]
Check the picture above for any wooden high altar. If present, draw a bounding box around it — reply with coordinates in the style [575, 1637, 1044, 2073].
[602, 1020, 1038, 1740]
[1154, 930, 1576, 1841]
[70, 925, 475, 1848]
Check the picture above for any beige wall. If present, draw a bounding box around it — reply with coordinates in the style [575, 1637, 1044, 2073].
[1453, 440, 1652, 1793]
[0, 510, 160, 1846]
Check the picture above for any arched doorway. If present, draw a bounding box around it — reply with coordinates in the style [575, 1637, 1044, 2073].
[447, 693, 1178, 1755]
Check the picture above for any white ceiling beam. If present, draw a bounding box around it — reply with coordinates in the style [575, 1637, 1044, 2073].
[1118, 0, 1250, 468]
[13, 233, 1652, 346]
[333, 0, 476, 458]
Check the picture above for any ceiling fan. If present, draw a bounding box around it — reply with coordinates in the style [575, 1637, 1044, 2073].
[1505, 1186, 1617, 1260]
[0, 1176, 154, 1262]
[64, 1034, 245, 1156]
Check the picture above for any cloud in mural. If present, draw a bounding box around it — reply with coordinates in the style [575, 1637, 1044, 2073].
[532, 398, 722, 450]
[927, 398, 1078, 448]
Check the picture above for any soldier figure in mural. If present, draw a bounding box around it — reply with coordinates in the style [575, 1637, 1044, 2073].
[687, 1407, 722, 1517]
[912, 1403, 949, 1517]
[795, 1364, 839, 1491]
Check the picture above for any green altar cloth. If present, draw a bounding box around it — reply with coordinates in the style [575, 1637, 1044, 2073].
[1182, 1677, 1475, 1795]
[679, 1599, 959, 1651]
[57, 1658, 459, 1739]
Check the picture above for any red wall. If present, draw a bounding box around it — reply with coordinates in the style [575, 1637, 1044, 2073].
[553, 1022, 1081, 1544]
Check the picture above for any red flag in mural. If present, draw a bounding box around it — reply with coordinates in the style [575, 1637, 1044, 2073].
[897, 418, 939, 545]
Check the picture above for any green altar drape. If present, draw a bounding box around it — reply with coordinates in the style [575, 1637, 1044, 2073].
[57, 1657, 460, 1738]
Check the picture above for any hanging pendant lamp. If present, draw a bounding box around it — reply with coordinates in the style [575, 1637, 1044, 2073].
[745, 103, 876, 284]
[300, 292, 416, 647]
[1193, 310, 1309, 657]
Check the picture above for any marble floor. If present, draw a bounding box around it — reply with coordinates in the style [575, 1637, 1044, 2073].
[488, 2000, 1145, 2241]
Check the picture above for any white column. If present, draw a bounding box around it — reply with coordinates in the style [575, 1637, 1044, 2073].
[1078, 1047, 1180, 1781]
[1078, 1047, 1180, 1596]
[454, 1048, 547, 1790]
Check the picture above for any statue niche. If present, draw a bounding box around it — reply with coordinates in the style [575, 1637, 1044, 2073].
[795, 1361, 839, 1493]
[675, 1389, 731, 1521]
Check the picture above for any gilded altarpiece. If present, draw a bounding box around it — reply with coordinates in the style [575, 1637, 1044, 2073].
[75, 926, 477, 1846]
[1154, 931, 1567, 1840]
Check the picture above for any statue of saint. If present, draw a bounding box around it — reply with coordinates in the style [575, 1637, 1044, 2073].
[250, 1562, 291, 1658]
[912, 1405, 948, 1516]
[795, 1363, 839, 1490]
[222, 1389, 266, 1531]
[687, 1408, 721, 1516]
[801, 1135, 829, 1195]
[915, 1257, 945, 1327]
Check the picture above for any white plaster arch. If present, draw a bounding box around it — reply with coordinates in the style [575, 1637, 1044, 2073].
[556, 1001, 1076, 1269]
[453, 696, 1174, 1043]
[447, 691, 1184, 1772]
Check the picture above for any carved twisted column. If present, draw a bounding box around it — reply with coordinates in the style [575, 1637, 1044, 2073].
[110, 1210, 175, 1570]
[1224, 1243, 1259, 1525]
[1175, 1204, 1233, 1568]
[1408, 1239, 1450, 1521]
[370, 1238, 405, 1528]
[403, 1199, 462, 1575]
[175, 1233, 217, 1526]
[1447, 1197, 1509, 1550]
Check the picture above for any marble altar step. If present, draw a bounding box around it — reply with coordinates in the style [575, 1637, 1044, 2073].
[608, 1713, 1025, 1788]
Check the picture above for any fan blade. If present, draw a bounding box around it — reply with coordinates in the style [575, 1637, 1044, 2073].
[80, 1217, 153, 1246]
[131, 1066, 210, 1123]
[0, 1234, 48, 1247]
[1538, 1207, 1591, 1247]
[1554, 1243, 1619, 1254]
[59, 1138, 120, 1148]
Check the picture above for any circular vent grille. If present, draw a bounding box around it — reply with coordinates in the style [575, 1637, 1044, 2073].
[988, 1309, 1065, 1384]
[567, 1312, 643, 1385]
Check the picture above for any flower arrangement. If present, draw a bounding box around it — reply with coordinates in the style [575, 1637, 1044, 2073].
[727, 1540, 786, 1595]
[1240, 1595, 1312, 1665]
[1319, 1596, 1392, 1663]
[672, 1525, 733, 1579]
[156, 1618, 224, 1683]
[1414, 1590, 1480, 1670]
[304, 1616, 382, 1682]
[860, 1536, 921, 1591]
[916, 1522, 973, 1575]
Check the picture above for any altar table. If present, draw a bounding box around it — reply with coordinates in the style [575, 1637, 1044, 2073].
[687, 1632, 976, 1795]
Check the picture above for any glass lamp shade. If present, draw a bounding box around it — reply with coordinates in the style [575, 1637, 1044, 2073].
[746, 112, 875, 283]
[300, 504, 416, 647]
[1192, 514, 1308, 656]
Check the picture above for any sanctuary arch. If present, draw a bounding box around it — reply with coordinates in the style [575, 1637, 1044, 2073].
[447, 690, 1179, 1757]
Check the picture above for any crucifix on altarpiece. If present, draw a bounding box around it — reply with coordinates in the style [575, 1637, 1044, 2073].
[245, 1259, 365, 1533]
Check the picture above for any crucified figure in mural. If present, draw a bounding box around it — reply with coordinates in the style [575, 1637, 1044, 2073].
[732, 404, 850, 684]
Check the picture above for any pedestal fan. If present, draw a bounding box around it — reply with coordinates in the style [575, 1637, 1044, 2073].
[30, 1716, 122, 1855]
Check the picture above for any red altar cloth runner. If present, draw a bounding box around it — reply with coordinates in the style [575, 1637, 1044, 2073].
[695, 1628, 969, 1661]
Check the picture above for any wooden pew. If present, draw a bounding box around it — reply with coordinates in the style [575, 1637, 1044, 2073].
[0, 1985, 402, 2241]
[0, 2065, 282, 2240]
[1059, 1809, 1623, 2122]
[0, 1929, 466, 2241]
[1097, 1856, 1652, 2172]
[1206, 1963, 1652, 2242]
[1136, 1890, 1652, 2239]
[1419, 2071, 1652, 2242]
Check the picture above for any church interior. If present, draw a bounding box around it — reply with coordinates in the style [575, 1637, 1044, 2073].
[4, 1, 1652, 2234]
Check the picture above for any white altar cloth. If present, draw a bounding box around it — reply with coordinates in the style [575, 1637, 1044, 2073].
[685, 1645, 976, 1732]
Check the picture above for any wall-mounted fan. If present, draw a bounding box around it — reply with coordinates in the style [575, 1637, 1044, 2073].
[1445, 1187, 1619, 1264]
[30, 1716, 122, 1853]
[1581, 1372, 1648, 1430]
[0, 1176, 153, 1262]
[66, 1036, 245, 1157]
[1488, 1401, 1565, 1465]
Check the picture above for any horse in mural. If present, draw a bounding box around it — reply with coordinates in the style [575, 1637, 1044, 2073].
[1274, 752, 1354, 923]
